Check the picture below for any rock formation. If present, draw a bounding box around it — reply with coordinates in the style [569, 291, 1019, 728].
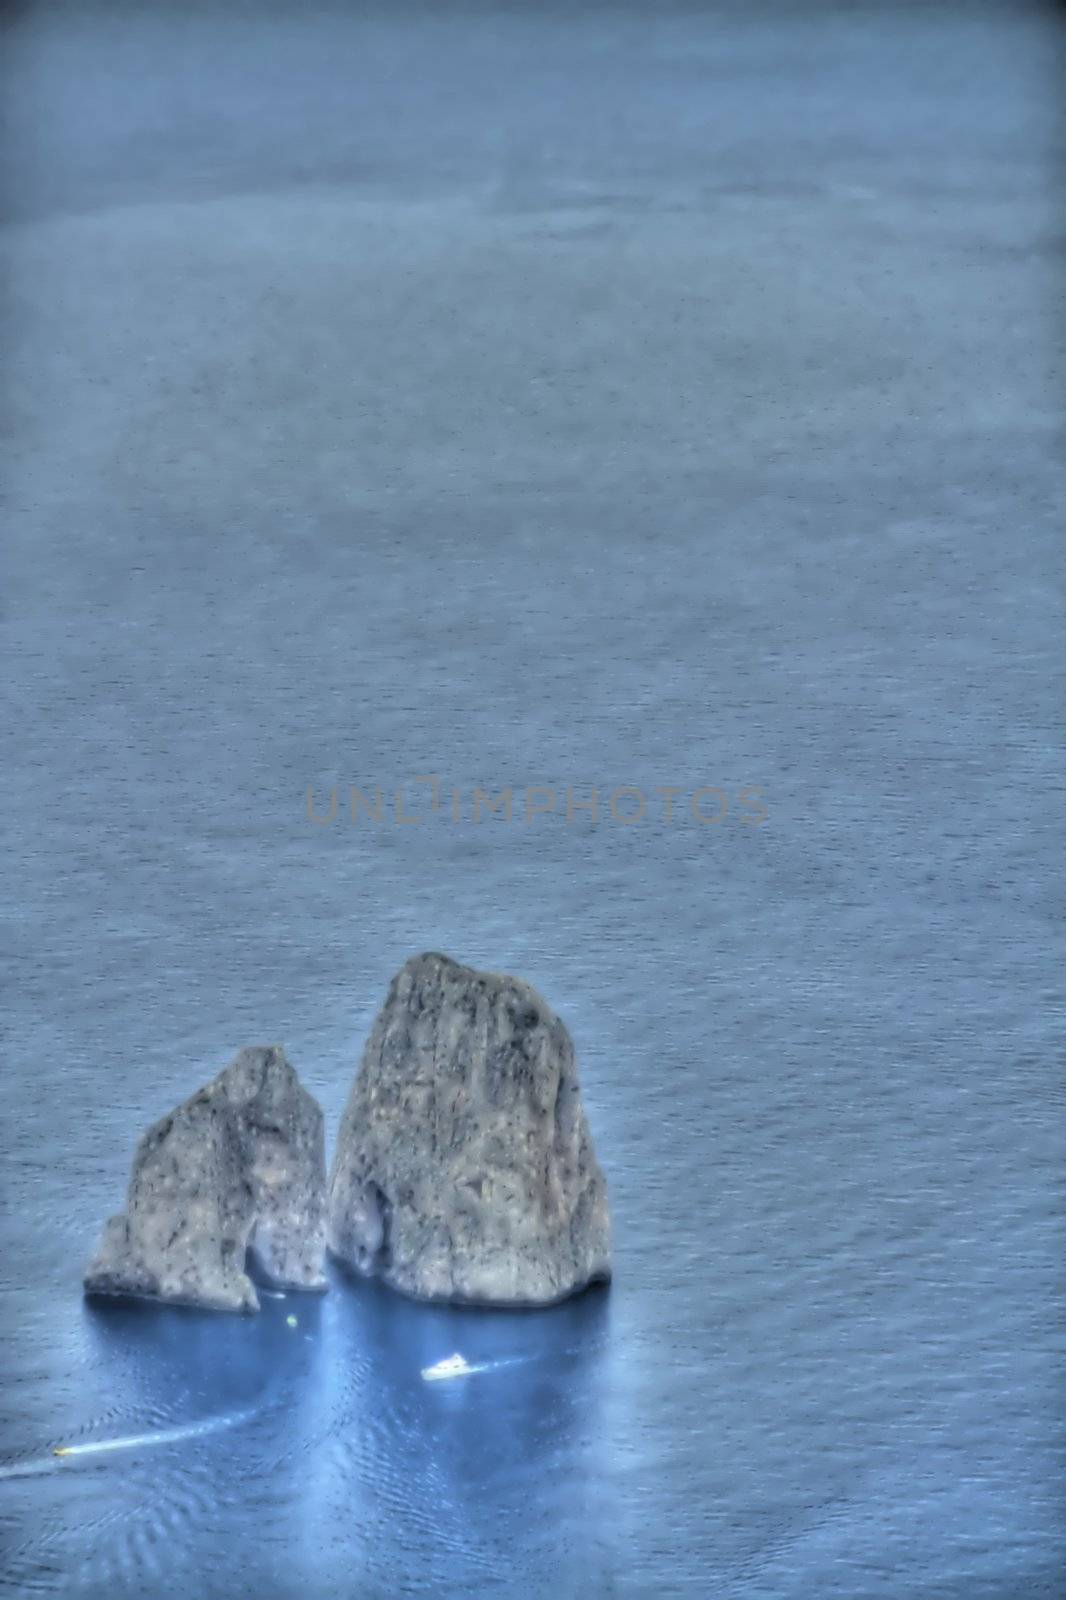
[85, 1045, 328, 1312]
[328, 952, 611, 1306]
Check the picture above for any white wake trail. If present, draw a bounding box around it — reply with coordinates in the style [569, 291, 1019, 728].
[0, 1406, 258, 1479]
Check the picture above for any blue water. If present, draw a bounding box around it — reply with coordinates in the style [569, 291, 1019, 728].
[2, 3, 1064, 1595]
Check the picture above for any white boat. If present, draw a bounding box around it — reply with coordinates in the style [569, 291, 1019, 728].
[420, 1352, 474, 1382]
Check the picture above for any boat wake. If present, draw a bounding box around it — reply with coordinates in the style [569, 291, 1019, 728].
[0, 1406, 258, 1480]
[420, 1352, 529, 1383]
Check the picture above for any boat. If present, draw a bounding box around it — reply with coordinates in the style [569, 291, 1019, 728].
[421, 1353, 474, 1382]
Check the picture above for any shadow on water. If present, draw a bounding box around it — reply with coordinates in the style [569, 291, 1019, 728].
[79, 1284, 326, 1430]
[57, 1273, 617, 1597]
[297, 1269, 618, 1596]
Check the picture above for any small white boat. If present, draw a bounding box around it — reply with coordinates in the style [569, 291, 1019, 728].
[420, 1352, 474, 1382]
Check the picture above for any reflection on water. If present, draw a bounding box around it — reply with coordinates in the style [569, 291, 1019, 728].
[1, 1279, 613, 1598]
[290, 1276, 615, 1597]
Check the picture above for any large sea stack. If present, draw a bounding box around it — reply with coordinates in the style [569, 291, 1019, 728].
[84, 1046, 328, 1312]
[328, 953, 611, 1306]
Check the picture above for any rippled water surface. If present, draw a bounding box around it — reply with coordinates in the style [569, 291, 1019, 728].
[2, 3, 1064, 1596]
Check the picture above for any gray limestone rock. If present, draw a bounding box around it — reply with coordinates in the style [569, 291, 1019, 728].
[84, 1045, 328, 1312]
[328, 953, 611, 1306]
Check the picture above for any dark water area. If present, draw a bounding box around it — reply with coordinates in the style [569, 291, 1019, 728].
[2, 2, 1064, 1596]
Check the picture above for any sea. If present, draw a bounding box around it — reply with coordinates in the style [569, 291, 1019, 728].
[2, 3, 1063, 1595]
